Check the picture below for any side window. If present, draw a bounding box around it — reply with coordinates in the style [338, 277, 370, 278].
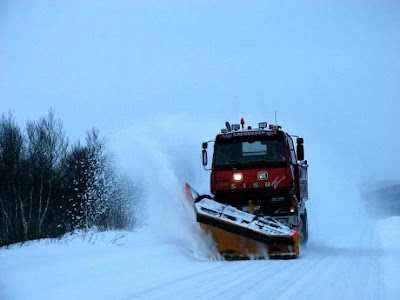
[287, 137, 298, 163]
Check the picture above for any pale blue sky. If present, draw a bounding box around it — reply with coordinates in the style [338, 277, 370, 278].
[1, 0, 399, 182]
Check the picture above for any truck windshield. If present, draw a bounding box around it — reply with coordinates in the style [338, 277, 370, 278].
[214, 139, 287, 170]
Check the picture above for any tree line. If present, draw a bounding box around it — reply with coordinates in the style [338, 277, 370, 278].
[0, 109, 141, 247]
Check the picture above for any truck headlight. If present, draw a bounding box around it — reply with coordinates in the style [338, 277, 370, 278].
[233, 173, 243, 182]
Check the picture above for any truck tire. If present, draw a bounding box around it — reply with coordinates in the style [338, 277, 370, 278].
[301, 213, 308, 244]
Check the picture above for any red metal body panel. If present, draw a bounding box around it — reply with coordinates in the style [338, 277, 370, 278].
[212, 167, 292, 192]
[208, 129, 307, 205]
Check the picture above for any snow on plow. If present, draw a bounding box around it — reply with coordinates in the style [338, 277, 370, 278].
[185, 183, 300, 259]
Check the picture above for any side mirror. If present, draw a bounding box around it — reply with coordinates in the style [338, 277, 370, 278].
[202, 149, 208, 166]
[297, 144, 304, 161]
[202, 142, 208, 149]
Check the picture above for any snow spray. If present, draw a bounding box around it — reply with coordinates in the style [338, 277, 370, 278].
[111, 115, 221, 260]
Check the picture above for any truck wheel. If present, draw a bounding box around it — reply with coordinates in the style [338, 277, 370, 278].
[301, 213, 308, 244]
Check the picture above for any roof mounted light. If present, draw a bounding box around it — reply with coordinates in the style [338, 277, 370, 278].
[269, 124, 281, 130]
[231, 124, 240, 131]
[240, 117, 245, 129]
[221, 128, 228, 134]
[258, 122, 267, 129]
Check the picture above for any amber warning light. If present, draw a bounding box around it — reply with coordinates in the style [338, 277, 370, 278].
[240, 117, 245, 129]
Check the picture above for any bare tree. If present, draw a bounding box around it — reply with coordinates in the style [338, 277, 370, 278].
[0, 109, 141, 247]
[0, 113, 25, 243]
[26, 109, 68, 236]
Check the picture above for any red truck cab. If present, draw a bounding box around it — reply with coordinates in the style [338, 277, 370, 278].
[202, 121, 309, 241]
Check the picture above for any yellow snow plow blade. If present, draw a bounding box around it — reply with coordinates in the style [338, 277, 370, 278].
[185, 183, 300, 259]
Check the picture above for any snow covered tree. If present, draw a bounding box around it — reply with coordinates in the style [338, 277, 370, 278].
[71, 128, 142, 231]
[105, 173, 143, 230]
[64, 128, 139, 231]
[79, 128, 110, 229]
[59, 141, 89, 231]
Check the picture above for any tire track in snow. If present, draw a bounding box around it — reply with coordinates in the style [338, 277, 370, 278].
[262, 222, 385, 300]
[127, 222, 387, 300]
[128, 255, 310, 299]
[125, 263, 227, 299]
[128, 260, 270, 299]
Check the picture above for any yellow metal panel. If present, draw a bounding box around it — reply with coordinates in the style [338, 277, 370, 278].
[201, 224, 299, 259]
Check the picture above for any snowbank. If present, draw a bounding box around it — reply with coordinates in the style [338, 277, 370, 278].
[377, 216, 400, 298]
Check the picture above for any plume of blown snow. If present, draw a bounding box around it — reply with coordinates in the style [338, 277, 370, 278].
[110, 114, 221, 259]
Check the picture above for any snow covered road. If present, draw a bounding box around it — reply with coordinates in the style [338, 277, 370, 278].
[129, 222, 391, 300]
[2, 218, 400, 300]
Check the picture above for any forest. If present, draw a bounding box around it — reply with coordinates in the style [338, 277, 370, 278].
[0, 109, 141, 247]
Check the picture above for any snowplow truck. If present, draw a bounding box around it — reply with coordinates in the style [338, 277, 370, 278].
[185, 120, 308, 259]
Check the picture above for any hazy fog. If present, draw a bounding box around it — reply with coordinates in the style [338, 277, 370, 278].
[1, 1, 399, 241]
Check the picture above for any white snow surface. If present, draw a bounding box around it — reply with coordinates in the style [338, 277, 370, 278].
[2, 121, 400, 299]
[1, 217, 400, 300]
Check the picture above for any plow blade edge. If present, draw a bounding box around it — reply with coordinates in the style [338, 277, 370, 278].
[185, 183, 300, 259]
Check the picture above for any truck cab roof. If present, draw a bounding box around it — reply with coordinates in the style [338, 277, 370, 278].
[216, 128, 287, 143]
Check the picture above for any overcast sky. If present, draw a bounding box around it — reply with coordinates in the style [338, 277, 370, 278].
[1, 0, 399, 184]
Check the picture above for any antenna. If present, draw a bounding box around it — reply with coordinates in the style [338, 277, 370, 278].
[275, 111, 278, 125]
[235, 96, 238, 120]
